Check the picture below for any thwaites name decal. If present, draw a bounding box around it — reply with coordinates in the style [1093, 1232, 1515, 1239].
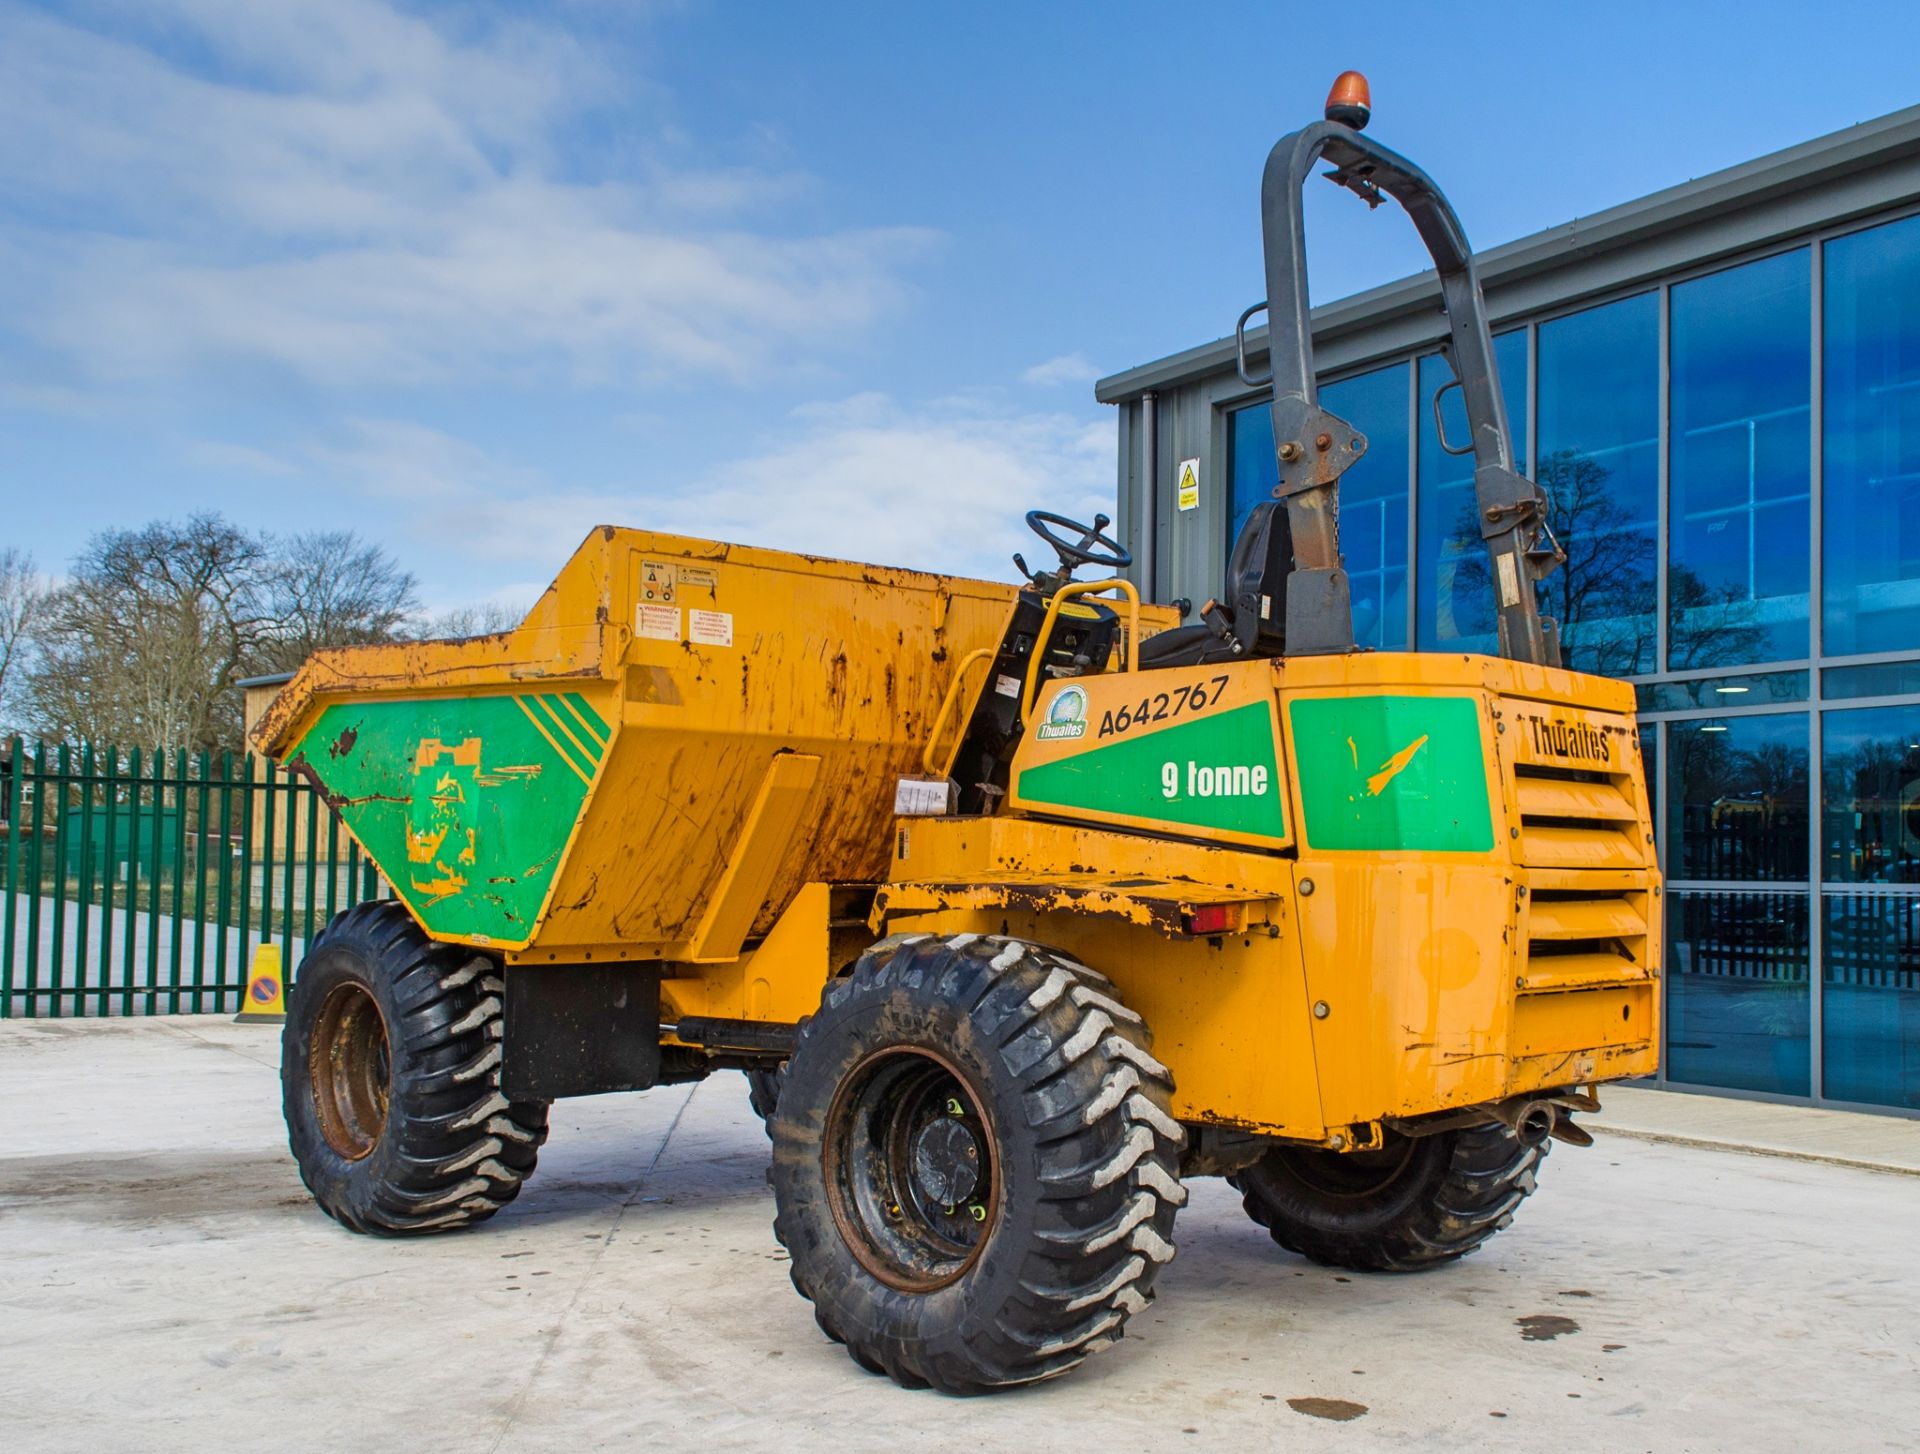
[1515, 711, 1616, 769]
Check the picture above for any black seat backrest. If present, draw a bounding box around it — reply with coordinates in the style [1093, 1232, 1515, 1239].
[1136, 502, 1295, 670]
[1221, 501, 1293, 656]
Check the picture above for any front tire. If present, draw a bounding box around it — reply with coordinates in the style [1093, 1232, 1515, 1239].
[770, 933, 1184, 1394]
[1229, 1123, 1547, 1272]
[283, 901, 549, 1234]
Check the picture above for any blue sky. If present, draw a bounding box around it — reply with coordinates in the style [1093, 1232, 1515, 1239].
[5, 0, 1919, 612]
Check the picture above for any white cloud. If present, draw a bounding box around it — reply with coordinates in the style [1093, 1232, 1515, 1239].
[0, 2, 936, 392]
[184, 441, 297, 476]
[315, 396, 1118, 585]
[1021, 352, 1100, 387]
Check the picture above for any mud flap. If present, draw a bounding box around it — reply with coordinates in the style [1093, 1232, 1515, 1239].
[502, 962, 661, 1100]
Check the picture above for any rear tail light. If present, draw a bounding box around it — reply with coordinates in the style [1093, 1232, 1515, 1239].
[1187, 903, 1244, 936]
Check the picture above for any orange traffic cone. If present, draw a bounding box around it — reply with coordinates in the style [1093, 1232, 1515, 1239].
[236, 943, 286, 1024]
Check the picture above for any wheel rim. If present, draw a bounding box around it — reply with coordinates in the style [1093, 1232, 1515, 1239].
[309, 981, 391, 1161]
[822, 1046, 1000, 1293]
[1277, 1133, 1420, 1200]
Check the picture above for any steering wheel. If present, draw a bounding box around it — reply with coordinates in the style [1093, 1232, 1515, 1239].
[1025, 510, 1132, 573]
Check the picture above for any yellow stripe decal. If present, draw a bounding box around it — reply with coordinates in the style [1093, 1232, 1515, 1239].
[513, 697, 592, 786]
[531, 693, 598, 768]
[556, 692, 608, 752]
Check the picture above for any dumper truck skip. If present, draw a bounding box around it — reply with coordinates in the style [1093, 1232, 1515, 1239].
[260, 76, 1659, 1395]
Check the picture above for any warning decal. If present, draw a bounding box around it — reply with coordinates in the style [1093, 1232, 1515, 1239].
[637, 604, 680, 641]
[1177, 458, 1200, 512]
[689, 609, 734, 647]
[640, 559, 677, 604]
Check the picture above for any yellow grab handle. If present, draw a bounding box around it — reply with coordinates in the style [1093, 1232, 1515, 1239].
[920, 647, 996, 777]
[1021, 578, 1141, 722]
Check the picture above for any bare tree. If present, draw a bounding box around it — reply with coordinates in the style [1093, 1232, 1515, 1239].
[254, 530, 420, 675]
[0, 548, 49, 733]
[412, 600, 525, 640]
[27, 515, 273, 750]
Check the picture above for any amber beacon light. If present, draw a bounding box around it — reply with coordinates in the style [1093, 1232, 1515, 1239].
[1324, 70, 1371, 130]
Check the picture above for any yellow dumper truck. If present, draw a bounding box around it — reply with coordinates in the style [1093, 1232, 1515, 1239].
[261, 76, 1659, 1394]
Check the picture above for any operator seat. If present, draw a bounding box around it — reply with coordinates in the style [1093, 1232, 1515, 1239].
[1137, 501, 1293, 669]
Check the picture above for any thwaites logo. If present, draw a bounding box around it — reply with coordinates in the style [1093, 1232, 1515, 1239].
[1036, 685, 1089, 741]
[1522, 713, 1613, 767]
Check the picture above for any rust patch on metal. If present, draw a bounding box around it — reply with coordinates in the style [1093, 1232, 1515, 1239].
[330, 725, 358, 758]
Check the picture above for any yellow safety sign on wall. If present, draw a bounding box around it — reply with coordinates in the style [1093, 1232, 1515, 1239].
[1177, 458, 1200, 511]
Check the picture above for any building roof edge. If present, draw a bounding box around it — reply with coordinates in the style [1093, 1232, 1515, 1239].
[1096, 104, 1920, 403]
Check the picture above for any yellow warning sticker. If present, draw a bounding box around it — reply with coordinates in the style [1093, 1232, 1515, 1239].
[678, 565, 718, 597]
[1177, 458, 1200, 512]
[640, 559, 677, 604]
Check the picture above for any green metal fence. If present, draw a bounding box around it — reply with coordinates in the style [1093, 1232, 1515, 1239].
[1, 738, 389, 1016]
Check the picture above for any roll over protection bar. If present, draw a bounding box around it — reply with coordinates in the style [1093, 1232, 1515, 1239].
[1252, 119, 1563, 665]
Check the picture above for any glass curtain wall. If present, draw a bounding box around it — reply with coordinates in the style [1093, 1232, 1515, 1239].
[1416, 332, 1528, 656]
[1215, 204, 1920, 1114]
[1227, 361, 1410, 650]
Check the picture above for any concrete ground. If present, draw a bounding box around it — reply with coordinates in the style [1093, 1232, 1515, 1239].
[2, 1018, 1916, 1453]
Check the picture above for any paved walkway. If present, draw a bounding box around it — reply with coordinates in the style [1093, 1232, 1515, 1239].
[1591, 1083, 1920, 1175]
[3, 1017, 1918, 1453]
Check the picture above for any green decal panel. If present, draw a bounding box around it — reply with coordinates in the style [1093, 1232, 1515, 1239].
[1288, 694, 1493, 852]
[1016, 701, 1287, 840]
[289, 691, 610, 943]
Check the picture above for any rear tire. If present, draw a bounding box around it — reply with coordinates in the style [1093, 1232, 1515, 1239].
[770, 933, 1184, 1394]
[283, 901, 549, 1234]
[1228, 1124, 1546, 1272]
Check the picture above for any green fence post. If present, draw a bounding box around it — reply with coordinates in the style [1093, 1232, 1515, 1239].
[258, 754, 275, 988]
[168, 747, 187, 1014]
[301, 771, 318, 966]
[25, 741, 47, 1018]
[215, 752, 235, 1012]
[279, 757, 297, 971]
[322, 788, 340, 939]
[50, 743, 71, 1019]
[3, 737, 20, 1019]
[120, 746, 139, 1017]
[145, 746, 164, 1015]
[76, 742, 98, 1019]
[236, 754, 255, 1014]
[192, 750, 210, 1014]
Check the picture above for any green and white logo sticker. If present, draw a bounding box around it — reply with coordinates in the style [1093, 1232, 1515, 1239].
[1017, 700, 1286, 840]
[1287, 694, 1493, 852]
[1036, 684, 1089, 741]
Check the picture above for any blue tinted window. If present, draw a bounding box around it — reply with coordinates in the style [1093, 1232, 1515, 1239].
[1537, 294, 1660, 676]
[1668, 714, 1809, 882]
[1228, 402, 1275, 550]
[1824, 214, 1920, 656]
[1227, 360, 1410, 650]
[1670, 251, 1811, 667]
[1819, 703, 1920, 885]
[1820, 701, 1920, 1107]
[1822, 893, 1920, 1108]
[1415, 332, 1528, 653]
[1667, 890, 1810, 1095]
[1321, 363, 1409, 650]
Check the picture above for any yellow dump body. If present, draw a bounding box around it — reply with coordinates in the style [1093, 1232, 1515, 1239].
[255, 529, 1023, 962]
